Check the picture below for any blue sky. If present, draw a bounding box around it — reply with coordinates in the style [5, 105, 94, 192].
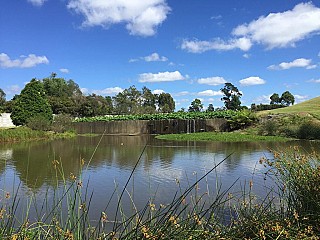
[0, 0, 319, 109]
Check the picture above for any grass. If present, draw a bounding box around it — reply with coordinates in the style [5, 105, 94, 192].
[155, 131, 292, 142]
[258, 96, 320, 117]
[0, 143, 319, 239]
[0, 126, 76, 143]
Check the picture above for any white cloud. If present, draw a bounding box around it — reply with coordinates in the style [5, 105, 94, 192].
[198, 90, 223, 97]
[59, 68, 69, 73]
[233, 2, 320, 49]
[93, 87, 123, 95]
[139, 71, 185, 83]
[144, 53, 168, 62]
[152, 89, 164, 94]
[197, 76, 227, 86]
[174, 91, 190, 97]
[253, 94, 272, 104]
[239, 76, 266, 86]
[27, 0, 46, 6]
[181, 37, 252, 53]
[5, 85, 21, 95]
[308, 78, 320, 83]
[243, 53, 250, 59]
[268, 58, 317, 70]
[0, 53, 49, 68]
[130, 52, 168, 62]
[67, 0, 170, 36]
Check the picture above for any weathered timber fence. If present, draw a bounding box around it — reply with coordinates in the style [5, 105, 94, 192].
[73, 118, 228, 135]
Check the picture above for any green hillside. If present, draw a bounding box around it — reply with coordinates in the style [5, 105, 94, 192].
[259, 96, 320, 119]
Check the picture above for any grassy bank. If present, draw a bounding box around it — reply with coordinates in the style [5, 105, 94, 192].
[156, 131, 291, 142]
[0, 146, 319, 239]
[0, 127, 76, 143]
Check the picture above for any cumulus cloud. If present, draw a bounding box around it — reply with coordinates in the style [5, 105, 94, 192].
[198, 90, 223, 97]
[27, 0, 46, 6]
[152, 89, 165, 94]
[92, 87, 123, 95]
[130, 52, 168, 62]
[197, 76, 227, 86]
[181, 2, 320, 53]
[144, 53, 168, 62]
[139, 71, 185, 83]
[181, 37, 252, 53]
[59, 68, 70, 73]
[0, 53, 49, 68]
[239, 76, 266, 86]
[233, 2, 320, 49]
[268, 58, 317, 70]
[67, 0, 170, 36]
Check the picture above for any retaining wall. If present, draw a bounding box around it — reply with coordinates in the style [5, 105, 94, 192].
[0, 113, 15, 128]
[73, 118, 228, 135]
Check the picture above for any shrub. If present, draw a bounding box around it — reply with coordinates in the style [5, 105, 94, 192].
[26, 115, 51, 131]
[51, 114, 74, 133]
[297, 121, 320, 140]
[228, 110, 257, 130]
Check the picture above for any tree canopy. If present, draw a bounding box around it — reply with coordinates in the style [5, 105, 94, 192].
[11, 79, 53, 126]
[220, 83, 242, 110]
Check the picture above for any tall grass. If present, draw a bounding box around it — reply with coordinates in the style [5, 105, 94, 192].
[0, 145, 319, 239]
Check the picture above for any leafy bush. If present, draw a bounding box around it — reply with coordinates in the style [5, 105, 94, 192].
[297, 121, 320, 140]
[227, 110, 257, 130]
[11, 79, 53, 126]
[51, 114, 74, 133]
[26, 115, 52, 131]
[258, 120, 278, 136]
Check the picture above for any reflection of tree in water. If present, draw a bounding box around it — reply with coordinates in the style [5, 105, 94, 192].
[6, 136, 320, 192]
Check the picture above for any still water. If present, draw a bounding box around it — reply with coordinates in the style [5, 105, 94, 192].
[0, 135, 319, 223]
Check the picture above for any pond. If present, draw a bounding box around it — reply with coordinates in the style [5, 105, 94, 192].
[0, 135, 319, 226]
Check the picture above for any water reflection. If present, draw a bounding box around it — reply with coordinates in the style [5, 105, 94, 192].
[0, 136, 319, 220]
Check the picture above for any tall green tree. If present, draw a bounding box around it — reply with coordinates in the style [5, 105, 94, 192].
[113, 85, 142, 114]
[188, 98, 203, 112]
[270, 93, 281, 104]
[207, 103, 215, 112]
[11, 79, 53, 126]
[0, 88, 5, 112]
[281, 91, 295, 106]
[157, 92, 175, 113]
[220, 83, 242, 110]
[141, 86, 157, 114]
[43, 73, 83, 115]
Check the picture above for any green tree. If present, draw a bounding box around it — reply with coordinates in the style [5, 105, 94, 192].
[207, 103, 215, 112]
[281, 91, 295, 106]
[157, 92, 175, 113]
[188, 98, 203, 112]
[141, 86, 157, 114]
[113, 85, 142, 114]
[43, 73, 83, 115]
[0, 88, 5, 112]
[11, 79, 53, 126]
[220, 83, 242, 110]
[79, 94, 113, 117]
[270, 93, 280, 104]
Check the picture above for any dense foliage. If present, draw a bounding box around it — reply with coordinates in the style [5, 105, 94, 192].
[74, 110, 240, 122]
[220, 82, 242, 110]
[11, 79, 53, 126]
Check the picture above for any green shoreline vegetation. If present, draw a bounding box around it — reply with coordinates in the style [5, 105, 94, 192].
[0, 127, 76, 143]
[156, 132, 292, 142]
[0, 146, 319, 239]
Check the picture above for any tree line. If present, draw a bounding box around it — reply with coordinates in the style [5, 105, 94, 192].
[0, 74, 295, 127]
